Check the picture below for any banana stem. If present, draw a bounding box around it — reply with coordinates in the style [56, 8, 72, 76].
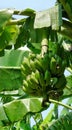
[41, 29, 48, 57]
[41, 38, 48, 57]
[49, 98, 72, 110]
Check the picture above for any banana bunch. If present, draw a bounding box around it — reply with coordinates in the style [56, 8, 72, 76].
[21, 53, 52, 97]
[21, 50, 67, 98]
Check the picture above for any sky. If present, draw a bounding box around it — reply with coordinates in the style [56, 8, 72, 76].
[0, 0, 56, 11]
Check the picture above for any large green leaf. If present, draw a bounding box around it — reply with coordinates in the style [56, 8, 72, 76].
[0, 9, 13, 33]
[14, 24, 29, 49]
[0, 68, 23, 91]
[0, 29, 12, 51]
[46, 112, 72, 130]
[20, 8, 35, 16]
[0, 25, 19, 51]
[34, 4, 62, 30]
[5, 25, 19, 46]
[0, 105, 8, 121]
[59, 0, 72, 22]
[0, 50, 29, 66]
[15, 16, 45, 52]
[0, 50, 29, 91]
[14, 8, 35, 16]
[0, 98, 43, 123]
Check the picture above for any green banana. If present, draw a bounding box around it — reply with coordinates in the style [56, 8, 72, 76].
[55, 58, 67, 76]
[42, 54, 50, 71]
[55, 56, 67, 76]
[54, 74, 66, 90]
[36, 54, 48, 72]
[21, 64, 25, 73]
[31, 72, 39, 83]
[36, 54, 42, 60]
[34, 58, 43, 72]
[34, 69, 50, 96]
[61, 60, 67, 73]
[53, 44, 59, 55]
[21, 64, 29, 76]
[44, 70, 51, 86]
[38, 72, 45, 89]
[29, 53, 36, 60]
[50, 57, 56, 75]
[34, 69, 40, 82]
[22, 86, 28, 94]
[23, 80, 30, 93]
[30, 74, 40, 90]
[30, 59, 35, 72]
[21, 70, 27, 79]
[22, 57, 30, 67]
[22, 59, 31, 74]
[26, 75, 34, 89]
[23, 79, 36, 95]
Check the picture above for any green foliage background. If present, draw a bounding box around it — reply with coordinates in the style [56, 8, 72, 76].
[0, 0, 72, 129]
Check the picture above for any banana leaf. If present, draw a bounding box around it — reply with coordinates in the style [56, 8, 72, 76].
[59, 0, 72, 21]
[0, 50, 29, 66]
[0, 50, 29, 91]
[14, 8, 35, 16]
[0, 25, 19, 51]
[0, 98, 43, 123]
[46, 112, 72, 130]
[34, 4, 62, 30]
[0, 9, 13, 33]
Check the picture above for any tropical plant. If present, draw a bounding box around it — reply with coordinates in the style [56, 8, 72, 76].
[0, 0, 72, 129]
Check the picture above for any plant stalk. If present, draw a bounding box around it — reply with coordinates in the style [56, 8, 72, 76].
[49, 98, 72, 110]
[41, 29, 48, 57]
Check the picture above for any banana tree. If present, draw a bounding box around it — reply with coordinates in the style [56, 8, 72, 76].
[0, 0, 72, 129]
